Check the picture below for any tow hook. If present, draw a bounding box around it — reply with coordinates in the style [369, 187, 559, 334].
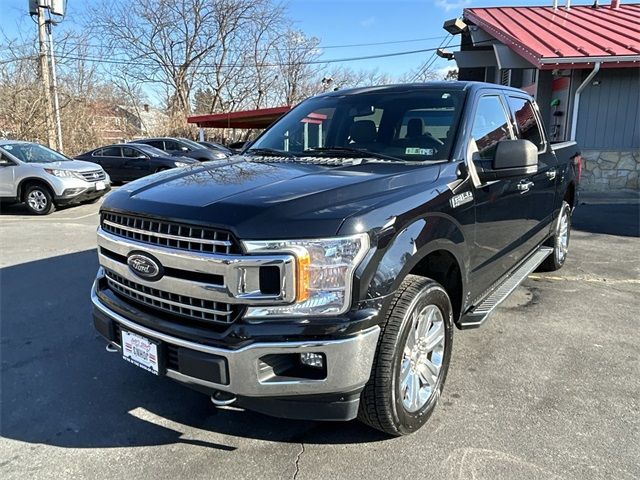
[105, 342, 119, 353]
[210, 390, 237, 406]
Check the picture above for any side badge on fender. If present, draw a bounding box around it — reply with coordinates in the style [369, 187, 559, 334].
[450, 191, 473, 209]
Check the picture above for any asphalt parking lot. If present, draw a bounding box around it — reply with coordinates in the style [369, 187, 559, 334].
[1, 195, 638, 480]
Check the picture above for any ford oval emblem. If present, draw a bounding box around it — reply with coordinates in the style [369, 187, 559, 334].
[127, 252, 163, 281]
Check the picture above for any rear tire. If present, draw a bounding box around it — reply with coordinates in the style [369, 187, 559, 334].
[538, 200, 571, 272]
[24, 184, 55, 215]
[358, 275, 454, 436]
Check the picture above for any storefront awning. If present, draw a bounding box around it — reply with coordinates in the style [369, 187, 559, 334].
[187, 106, 292, 129]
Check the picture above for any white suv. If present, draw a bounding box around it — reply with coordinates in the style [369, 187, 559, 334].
[0, 140, 111, 215]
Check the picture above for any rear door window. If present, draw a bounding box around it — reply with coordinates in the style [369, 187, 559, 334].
[397, 109, 454, 143]
[164, 140, 182, 151]
[100, 146, 122, 157]
[507, 97, 544, 150]
[123, 147, 143, 158]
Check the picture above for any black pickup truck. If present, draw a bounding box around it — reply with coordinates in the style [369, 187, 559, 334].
[92, 82, 581, 436]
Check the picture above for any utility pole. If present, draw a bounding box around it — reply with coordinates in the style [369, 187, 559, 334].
[46, 20, 63, 152]
[36, 4, 56, 149]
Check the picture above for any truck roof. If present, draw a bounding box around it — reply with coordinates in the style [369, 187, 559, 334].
[317, 81, 531, 98]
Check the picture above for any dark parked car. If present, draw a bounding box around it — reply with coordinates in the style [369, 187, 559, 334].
[75, 144, 198, 183]
[131, 137, 229, 161]
[92, 82, 581, 436]
[198, 141, 233, 157]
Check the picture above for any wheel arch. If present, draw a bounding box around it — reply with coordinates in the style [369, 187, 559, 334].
[408, 249, 464, 324]
[361, 215, 470, 324]
[18, 177, 56, 201]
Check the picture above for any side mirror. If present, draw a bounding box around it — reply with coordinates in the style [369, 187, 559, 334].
[180, 146, 189, 152]
[136, 154, 147, 159]
[0, 156, 14, 167]
[478, 139, 538, 181]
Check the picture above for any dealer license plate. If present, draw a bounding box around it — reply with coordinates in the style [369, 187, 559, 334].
[122, 330, 160, 375]
[95, 181, 106, 190]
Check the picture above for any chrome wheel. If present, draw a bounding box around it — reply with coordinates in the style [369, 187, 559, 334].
[27, 190, 48, 212]
[556, 208, 569, 263]
[399, 304, 446, 413]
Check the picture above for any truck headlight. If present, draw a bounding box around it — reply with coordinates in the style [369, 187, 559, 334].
[242, 233, 369, 317]
[44, 168, 84, 180]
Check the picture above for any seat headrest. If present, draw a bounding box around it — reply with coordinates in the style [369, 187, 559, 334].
[350, 120, 377, 144]
[406, 118, 423, 138]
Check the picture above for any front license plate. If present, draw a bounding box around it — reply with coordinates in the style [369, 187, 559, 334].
[122, 330, 160, 375]
[95, 181, 106, 190]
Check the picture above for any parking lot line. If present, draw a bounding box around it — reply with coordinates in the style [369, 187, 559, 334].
[529, 274, 640, 284]
[0, 211, 99, 222]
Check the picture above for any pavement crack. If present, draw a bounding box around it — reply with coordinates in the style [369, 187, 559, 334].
[293, 442, 305, 480]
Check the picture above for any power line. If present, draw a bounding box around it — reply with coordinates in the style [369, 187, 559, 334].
[410, 35, 457, 82]
[2, 42, 465, 70]
[0, 34, 450, 55]
[409, 35, 451, 82]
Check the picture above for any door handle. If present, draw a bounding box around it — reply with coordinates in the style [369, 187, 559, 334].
[546, 170, 557, 180]
[517, 180, 534, 193]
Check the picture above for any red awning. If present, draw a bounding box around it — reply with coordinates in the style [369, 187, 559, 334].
[465, 4, 640, 69]
[187, 106, 292, 129]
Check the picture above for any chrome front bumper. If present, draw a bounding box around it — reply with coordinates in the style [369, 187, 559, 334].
[92, 277, 380, 397]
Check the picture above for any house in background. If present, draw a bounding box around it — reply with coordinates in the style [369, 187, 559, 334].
[92, 103, 168, 144]
[443, 0, 639, 191]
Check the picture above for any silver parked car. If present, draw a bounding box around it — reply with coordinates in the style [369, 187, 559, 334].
[0, 140, 111, 215]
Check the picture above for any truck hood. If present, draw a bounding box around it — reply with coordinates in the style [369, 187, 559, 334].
[102, 156, 442, 239]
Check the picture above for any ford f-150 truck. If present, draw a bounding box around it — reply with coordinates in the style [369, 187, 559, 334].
[92, 82, 581, 436]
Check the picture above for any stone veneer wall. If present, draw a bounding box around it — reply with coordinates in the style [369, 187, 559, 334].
[580, 150, 640, 192]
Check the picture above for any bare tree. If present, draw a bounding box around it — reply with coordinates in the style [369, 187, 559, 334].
[315, 66, 394, 93]
[90, 0, 283, 116]
[274, 30, 322, 105]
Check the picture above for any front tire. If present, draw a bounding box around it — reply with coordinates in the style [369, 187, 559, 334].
[24, 184, 55, 215]
[358, 275, 454, 436]
[538, 200, 571, 272]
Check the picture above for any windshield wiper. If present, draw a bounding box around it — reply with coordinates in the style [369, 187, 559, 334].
[304, 146, 403, 162]
[245, 148, 296, 157]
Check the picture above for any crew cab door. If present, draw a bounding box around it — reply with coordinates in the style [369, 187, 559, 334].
[506, 96, 557, 248]
[465, 93, 535, 300]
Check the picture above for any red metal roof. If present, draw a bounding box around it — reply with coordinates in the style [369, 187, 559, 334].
[187, 106, 292, 129]
[464, 3, 640, 69]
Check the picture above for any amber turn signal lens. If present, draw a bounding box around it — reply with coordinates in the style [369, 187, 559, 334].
[296, 252, 311, 302]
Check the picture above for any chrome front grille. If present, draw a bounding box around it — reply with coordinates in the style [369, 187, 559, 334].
[81, 170, 106, 181]
[105, 269, 239, 324]
[101, 212, 240, 255]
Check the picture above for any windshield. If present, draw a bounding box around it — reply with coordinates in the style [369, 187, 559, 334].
[0, 143, 69, 163]
[179, 138, 205, 150]
[248, 88, 465, 162]
[130, 144, 167, 157]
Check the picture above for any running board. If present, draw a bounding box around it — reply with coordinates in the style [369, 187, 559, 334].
[459, 247, 553, 329]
